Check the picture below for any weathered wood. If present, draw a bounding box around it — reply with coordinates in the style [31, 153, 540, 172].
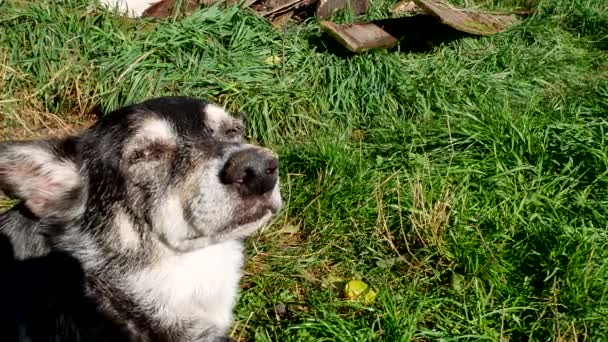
[271, 10, 294, 27]
[392, 0, 417, 14]
[316, 0, 368, 20]
[242, 0, 262, 7]
[412, 0, 519, 35]
[320, 21, 398, 53]
[259, 0, 300, 16]
[257, 0, 316, 17]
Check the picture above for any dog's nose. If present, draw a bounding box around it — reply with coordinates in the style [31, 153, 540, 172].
[221, 148, 278, 196]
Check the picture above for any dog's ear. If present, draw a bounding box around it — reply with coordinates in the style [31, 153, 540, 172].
[0, 137, 83, 221]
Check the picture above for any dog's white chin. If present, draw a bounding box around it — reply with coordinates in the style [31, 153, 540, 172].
[268, 187, 283, 213]
[233, 210, 275, 238]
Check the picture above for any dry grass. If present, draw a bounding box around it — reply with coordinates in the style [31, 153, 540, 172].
[409, 179, 453, 257]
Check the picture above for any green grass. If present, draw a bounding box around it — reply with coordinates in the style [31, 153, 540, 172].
[1, 0, 608, 340]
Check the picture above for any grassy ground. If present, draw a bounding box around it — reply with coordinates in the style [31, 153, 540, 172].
[1, 0, 608, 340]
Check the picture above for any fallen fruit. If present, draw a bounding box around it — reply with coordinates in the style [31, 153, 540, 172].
[344, 279, 377, 305]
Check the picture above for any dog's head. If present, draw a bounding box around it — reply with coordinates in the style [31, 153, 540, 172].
[0, 97, 281, 252]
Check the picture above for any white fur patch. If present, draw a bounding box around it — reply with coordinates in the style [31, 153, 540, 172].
[153, 193, 197, 251]
[137, 118, 176, 142]
[127, 240, 244, 332]
[205, 104, 232, 132]
[115, 210, 141, 250]
[123, 118, 177, 160]
[100, 0, 155, 17]
[189, 158, 234, 236]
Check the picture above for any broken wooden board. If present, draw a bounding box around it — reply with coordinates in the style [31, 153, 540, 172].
[225, 0, 261, 6]
[316, 0, 368, 20]
[392, 0, 418, 14]
[141, 0, 216, 18]
[256, 0, 316, 17]
[271, 10, 294, 27]
[412, 0, 519, 35]
[320, 21, 398, 53]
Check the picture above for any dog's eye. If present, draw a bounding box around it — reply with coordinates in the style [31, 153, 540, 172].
[224, 124, 243, 137]
[129, 143, 172, 164]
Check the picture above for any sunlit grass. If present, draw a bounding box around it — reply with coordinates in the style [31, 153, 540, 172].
[1, 0, 607, 340]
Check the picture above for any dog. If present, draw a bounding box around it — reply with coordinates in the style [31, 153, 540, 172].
[0, 96, 282, 341]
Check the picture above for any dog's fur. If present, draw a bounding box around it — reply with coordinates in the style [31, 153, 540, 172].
[0, 96, 281, 342]
[100, 0, 154, 17]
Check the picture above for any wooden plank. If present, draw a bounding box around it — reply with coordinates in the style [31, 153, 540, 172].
[316, 0, 368, 20]
[320, 21, 398, 53]
[392, 0, 417, 14]
[258, 0, 308, 16]
[412, 0, 519, 36]
[271, 10, 294, 27]
[242, 0, 262, 7]
[225, 0, 263, 6]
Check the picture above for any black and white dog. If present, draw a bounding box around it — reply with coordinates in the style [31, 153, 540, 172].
[0, 97, 281, 341]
